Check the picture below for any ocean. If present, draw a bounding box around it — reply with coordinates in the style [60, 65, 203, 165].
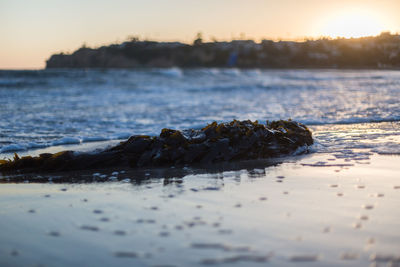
[1, 68, 400, 156]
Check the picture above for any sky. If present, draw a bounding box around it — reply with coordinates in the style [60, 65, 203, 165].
[1, 0, 399, 69]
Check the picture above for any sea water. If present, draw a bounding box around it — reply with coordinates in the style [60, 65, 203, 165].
[1, 68, 400, 156]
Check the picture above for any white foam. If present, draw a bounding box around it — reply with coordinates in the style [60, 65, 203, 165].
[244, 69, 261, 76]
[222, 68, 241, 76]
[0, 132, 134, 154]
[0, 142, 48, 153]
[371, 143, 400, 155]
[156, 67, 183, 77]
[0, 144, 27, 153]
[52, 137, 81, 146]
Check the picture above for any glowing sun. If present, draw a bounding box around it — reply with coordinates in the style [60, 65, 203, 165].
[322, 10, 384, 38]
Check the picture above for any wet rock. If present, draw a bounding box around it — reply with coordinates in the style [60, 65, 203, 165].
[119, 135, 152, 153]
[184, 143, 208, 163]
[0, 119, 313, 173]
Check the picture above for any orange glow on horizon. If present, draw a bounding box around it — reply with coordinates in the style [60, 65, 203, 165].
[319, 9, 385, 39]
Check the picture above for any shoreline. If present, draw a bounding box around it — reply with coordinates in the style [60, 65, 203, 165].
[2, 120, 400, 160]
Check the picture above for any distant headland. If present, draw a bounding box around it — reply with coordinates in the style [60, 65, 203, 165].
[46, 32, 400, 69]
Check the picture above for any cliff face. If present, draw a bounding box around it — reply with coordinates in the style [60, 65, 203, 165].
[46, 33, 400, 69]
[46, 41, 230, 68]
[46, 48, 140, 68]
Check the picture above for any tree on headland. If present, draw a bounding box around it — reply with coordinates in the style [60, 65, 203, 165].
[127, 35, 140, 43]
[80, 42, 88, 49]
[193, 32, 203, 46]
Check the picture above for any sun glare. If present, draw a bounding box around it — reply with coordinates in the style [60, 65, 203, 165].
[322, 10, 384, 38]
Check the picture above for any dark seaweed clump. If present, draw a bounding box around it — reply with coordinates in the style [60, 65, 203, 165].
[0, 120, 313, 174]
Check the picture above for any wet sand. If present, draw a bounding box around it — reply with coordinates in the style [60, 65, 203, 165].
[1, 150, 400, 266]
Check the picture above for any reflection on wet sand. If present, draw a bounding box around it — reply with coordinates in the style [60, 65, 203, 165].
[0, 156, 283, 184]
[1, 151, 400, 267]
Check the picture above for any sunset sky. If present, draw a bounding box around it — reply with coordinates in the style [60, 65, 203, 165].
[1, 0, 399, 69]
